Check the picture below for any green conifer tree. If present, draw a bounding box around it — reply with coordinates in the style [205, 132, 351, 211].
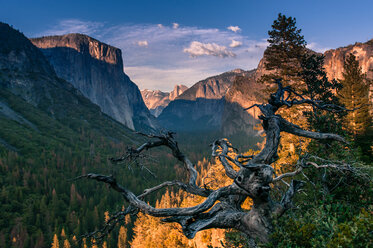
[260, 13, 309, 166]
[338, 54, 371, 136]
[51, 234, 59, 248]
[117, 226, 127, 248]
[300, 53, 346, 158]
[262, 13, 306, 87]
[338, 53, 372, 161]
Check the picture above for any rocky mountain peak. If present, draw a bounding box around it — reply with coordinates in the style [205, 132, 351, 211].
[176, 70, 252, 101]
[31, 33, 157, 131]
[169, 84, 188, 100]
[230, 68, 246, 74]
[31, 33, 123, 68]
[324, 39, 373, 80]
[141, 84, 188, 117]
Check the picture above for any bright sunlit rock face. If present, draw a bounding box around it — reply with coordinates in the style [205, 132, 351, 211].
[141, 84, 188, 117]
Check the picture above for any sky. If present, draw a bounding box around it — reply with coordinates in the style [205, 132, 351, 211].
[1, 0, 373, 91]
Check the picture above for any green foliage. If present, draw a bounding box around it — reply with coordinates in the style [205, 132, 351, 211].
[267, 174, 373, 248]
[327, 208, 373, 248]
[299, 53, 347, 157]
[338, 53, 371, 136]
[263, 13, 306, 85]
[337, 53, 372, 162]
[220, 230, 251, 248]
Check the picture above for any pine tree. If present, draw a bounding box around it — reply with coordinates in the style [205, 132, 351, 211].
[51, 234, 59, 248]
[117, 226, 127, 248]
[262, 13, 306, 87]
[258, 13, 311, 167]
[300, 53, 346, 158]
[338, 54, 372, 161]
[338, 54, 372, 136]
[63, 239, 71, 248]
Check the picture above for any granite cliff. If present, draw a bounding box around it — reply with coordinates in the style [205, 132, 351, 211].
[141, 84, 188, 117]
[157, 69, 259, 134]
[177, 69, 249, 100]
[0, 22, 136, 139]
[31, 34, 157, 131]
[324, 39, 373, 102]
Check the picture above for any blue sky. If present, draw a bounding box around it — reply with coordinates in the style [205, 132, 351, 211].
[2, 0, 373, 91]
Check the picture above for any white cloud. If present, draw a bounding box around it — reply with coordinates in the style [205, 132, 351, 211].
[227, 26, 241, 33]
[172, 23, 179, 29]
[246, 40, 268, 53]
[125, 66, 214, 91]
[230, 40, 242, 48]
[137, 40, 148, 47]
[157, 24, 164, 28]
[184, 41, 236, 58]
[307, 42, 331, 53]
[36, 19, 104, 36]
[37, 20, 269, 91]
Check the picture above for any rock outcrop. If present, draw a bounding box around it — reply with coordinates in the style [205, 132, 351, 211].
[324, 39, 373, 103]
[157, 69, 259, 134]
[177, 69, 249, 101]
[31, 33, 157, 131]
[324, 39, 373, 80]
[141, 84, 188, 117]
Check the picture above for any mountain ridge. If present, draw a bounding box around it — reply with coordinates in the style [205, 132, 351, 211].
[141, 84, 188, 117]
[30, 33, 157, 131]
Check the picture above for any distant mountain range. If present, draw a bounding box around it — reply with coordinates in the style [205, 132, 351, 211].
[2, 20, 372, 138]
[156, 69, 259, 134]
[149, 39, 373, 135]
[141, 84, 188, 117]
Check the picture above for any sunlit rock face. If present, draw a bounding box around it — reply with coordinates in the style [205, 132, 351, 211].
[324, 39, 373, 103]
[223, 69, 262, 136]
[31, 33, 157, 131]
[158, 69, 260, 134]
[141, 85, 188, 117]
[177, 69, 249, 101]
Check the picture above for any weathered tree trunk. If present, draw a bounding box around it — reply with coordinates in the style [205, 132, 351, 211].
[78, 80, 352, 245]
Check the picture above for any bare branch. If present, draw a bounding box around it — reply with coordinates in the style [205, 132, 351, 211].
[80, 206, 136, 244]
[244, 103, 261, 110]
[273, 166, 303, 182]
[273, 180, 305, 217]
[212, 139, 239, 178]
[110, 131, 207, 196]
[279, 117, 347, 143]
[77, 173, 244, 217]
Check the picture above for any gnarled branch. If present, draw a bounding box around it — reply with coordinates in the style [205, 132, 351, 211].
[78, 80, 360, 246]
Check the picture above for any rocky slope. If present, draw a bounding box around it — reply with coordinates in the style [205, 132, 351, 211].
[324, 39, 373, 80]
[324, 39, 373, 102]
[31, 33, 157, 131]
[177, 69, 250, 100]
[157, 69, 259, 134]
[141, 84, 188, 117]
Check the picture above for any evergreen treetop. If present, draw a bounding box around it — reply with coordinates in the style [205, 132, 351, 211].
[264, 13, 307, 84]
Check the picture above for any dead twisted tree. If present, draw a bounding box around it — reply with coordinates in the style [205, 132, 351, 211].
[77, 80, 361, 245]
